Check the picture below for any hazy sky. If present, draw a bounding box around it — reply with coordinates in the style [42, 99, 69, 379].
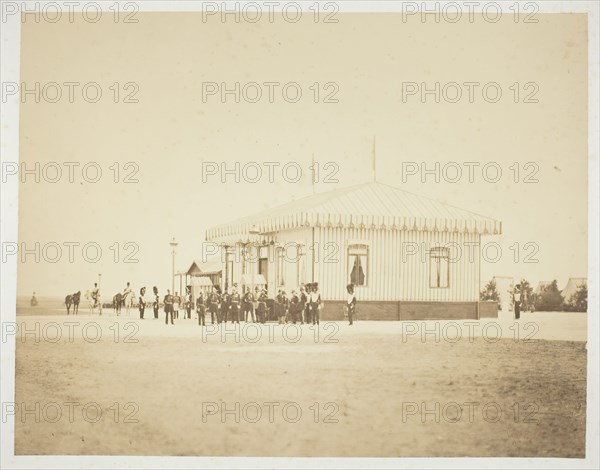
[15, 12, 588, 297]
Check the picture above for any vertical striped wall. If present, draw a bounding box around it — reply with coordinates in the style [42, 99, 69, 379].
[314, 227, 481, 302]
[225, 227, 481, 302]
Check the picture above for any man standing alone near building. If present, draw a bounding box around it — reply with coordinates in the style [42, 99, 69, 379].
[513, 284, 522, 320]
[346, 283, 356, 325]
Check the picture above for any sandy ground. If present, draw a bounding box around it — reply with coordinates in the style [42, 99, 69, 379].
[12, 311, 587, 457]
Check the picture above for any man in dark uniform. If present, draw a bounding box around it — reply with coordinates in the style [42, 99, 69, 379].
[290, 290, 299, 324]
[242, 287, 256, 322]
[310, 282, 321, 325]
[164, 289, 174, 325]
[152, 286, 159, 319]
[196, 291, 206, 326]
[275, 290, 284, 324]
[220, 288, 230, 324]
[208, 286, 220, 324]
[257, 289, 268, 323]
[304, 283, 312, 324]
[139, 287, 146, 319]
[185, 286, 193, 319]
[299, 285, 307, 325]
[281, 291, 290, 323]
[230, 285, 241, 324]
[513, 284, 522, 320]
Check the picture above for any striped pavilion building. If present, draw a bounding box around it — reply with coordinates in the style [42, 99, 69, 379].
[205, 182, 501, 320]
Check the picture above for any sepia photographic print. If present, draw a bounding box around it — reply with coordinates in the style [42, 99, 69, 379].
[1, 1, 598, 468]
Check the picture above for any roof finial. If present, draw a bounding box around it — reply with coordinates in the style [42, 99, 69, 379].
[372, 135, 377, 182]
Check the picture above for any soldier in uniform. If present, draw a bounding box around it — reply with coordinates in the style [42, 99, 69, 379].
[275, 290, 284, 324]
[299, 285, 308, 325]
[309, 282, 322, 325]
[208, 286, 220, 324]
[173, 291, 180, 320]
[152, 286, 159, 319]
[257, 289, 268, 323]
[185, 286, 193, 319]
[230, 285, 241, 324]
[513, 284, 522, 320]
[164, 289, 174, 325]
[346, 283, 356, 325]
[139, 287, 146, 319]
[281, 291, 290, 323]
[304, 283, 313, 324]
[196, 291, 206, 326]
[242, 287, 256, 322]
[289, 290, 299, 324]
[220, 288, 230, 324]
[91, 283, 100, 309]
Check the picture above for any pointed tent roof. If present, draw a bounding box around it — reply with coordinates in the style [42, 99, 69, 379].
[205, 181, 501, 243]
[561, 277, 587, 299]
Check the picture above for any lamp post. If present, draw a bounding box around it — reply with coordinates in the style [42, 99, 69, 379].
[170, 238, 178, 294]
[248, 226, 261, 292]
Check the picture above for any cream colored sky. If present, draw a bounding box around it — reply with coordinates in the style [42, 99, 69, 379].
[17, 12, 588, 297]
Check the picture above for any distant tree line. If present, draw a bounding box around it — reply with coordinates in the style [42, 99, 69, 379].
[480, 279, 587, 312]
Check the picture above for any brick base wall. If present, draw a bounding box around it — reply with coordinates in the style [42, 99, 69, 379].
[319, 300, 499, 321]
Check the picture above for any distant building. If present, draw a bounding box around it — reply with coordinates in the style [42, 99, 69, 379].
[186, 259, 222, 288]
[561, 277, 587, 301]
[205, 182, 501, 320]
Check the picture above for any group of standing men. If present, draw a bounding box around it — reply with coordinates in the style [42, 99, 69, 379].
[87, 280, 358, 326]
[191, 282, 323, 327]
[273, 283, 323, 325]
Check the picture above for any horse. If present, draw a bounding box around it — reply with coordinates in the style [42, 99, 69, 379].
[65, 294, 73, 315]
[113, 293, 124, 315]
[72, 291, 81, 315]
[123, 291, 134, 316]
[84, 290, 102, 315]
